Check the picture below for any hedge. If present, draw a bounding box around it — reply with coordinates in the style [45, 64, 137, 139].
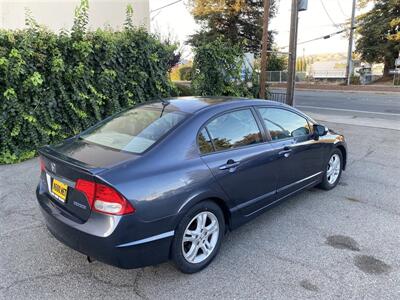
[0, 3, 177, 164]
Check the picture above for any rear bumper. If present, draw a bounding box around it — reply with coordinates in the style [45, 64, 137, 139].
[36, 187, 174, 269]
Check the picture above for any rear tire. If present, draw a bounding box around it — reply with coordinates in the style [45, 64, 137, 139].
[319, 148, 343, 190]
[172, 201, 225, 274]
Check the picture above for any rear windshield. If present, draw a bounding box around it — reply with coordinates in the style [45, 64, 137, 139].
[80, 107, 187, 153]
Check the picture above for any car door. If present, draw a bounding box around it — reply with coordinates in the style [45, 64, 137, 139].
[256, 107, 324, 198]
[199, 108, 278, 217]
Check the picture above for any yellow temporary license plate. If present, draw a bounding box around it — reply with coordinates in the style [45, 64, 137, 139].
[52, 179, 68, 202]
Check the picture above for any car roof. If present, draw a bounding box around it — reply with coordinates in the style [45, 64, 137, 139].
[144, 96, 286, 114]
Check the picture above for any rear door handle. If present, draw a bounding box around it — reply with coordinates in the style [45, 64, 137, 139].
[219, 159, 241, 170]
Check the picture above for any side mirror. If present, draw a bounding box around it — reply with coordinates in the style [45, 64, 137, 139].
[313, 124, 328, 138]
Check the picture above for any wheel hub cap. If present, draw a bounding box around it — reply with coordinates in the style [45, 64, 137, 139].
[182, 211, 219, 264]
[327, 153, 341, 184]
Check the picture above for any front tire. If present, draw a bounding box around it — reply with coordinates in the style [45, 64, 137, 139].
[172, 201, 225, 273]
[319, 149, 343, 190]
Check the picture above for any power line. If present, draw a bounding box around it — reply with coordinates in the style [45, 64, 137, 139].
[280, 27, 356, 49]
[297, 29, 346, 45]
[320, 0, 340, 28]
[336, 0, 349, 18]
[151, 10, 162, 20]
[150, 0, 183, 13]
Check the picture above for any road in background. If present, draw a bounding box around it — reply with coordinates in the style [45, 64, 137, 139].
[272, 89, 400, 130]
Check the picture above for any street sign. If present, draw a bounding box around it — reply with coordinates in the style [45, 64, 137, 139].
[389, 69, 400, 75]
[298, 0, 308, 11]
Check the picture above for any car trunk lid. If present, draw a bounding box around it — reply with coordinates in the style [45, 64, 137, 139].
[50, 137, 139, 168]
[39, 146, 106, 223]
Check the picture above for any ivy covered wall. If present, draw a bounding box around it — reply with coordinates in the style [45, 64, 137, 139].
[0, 2, 177, 163]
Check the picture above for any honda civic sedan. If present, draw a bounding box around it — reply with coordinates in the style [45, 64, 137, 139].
[36, 97, 347, 273]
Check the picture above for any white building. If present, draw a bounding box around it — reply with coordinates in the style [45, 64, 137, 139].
[309, 60, 347, 79]
[0, 0, 150, 32]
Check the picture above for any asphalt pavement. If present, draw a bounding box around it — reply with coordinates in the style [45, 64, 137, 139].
[272, 89, 400, 130]
[295, 90, 400, 115]
[1, 119, 400, 299]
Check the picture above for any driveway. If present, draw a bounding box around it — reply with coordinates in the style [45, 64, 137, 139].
[1, 121, 399, 299]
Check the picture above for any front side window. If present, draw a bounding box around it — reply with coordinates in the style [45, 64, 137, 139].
[257, 108, 311, 141]
[204, 109, 262, 152]
[80, 107, 186, 153]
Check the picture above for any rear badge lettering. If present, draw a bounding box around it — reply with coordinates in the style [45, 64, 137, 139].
[73, 201, 87, 210]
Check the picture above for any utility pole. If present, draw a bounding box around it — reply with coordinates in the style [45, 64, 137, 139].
[286, 0, 299, 106]
[286, 0, 307, 106]
[346, 0, 357, 85]
[259, 0, 271, 99]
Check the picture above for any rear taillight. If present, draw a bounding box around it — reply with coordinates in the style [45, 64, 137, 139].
[40, 157, 45, 172]
[75, 179, 135, 215]
[93, 183, 135, 215]
[75, 179, 96, 208]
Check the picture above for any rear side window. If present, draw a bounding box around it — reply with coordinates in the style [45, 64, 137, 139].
[199, 109, 262, 153]
[257, 108, 311, 141]
[198, 128, 214, 154]
[80, 107, 186, 153]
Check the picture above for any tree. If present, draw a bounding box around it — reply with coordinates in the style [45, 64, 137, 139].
[187, 0, 277, 54]
[356, 0, 400, 76]
[388, 17, 400, 42]
[267, 53, 287, 71]
[191, 37, 259, 97]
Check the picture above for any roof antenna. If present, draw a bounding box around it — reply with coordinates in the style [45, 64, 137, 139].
[159, 98, 170, 118]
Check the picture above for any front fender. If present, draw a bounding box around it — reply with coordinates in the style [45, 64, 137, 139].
[333, 136, 347, 170]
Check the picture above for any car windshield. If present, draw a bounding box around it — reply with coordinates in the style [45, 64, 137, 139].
[80, 106, 186, 153]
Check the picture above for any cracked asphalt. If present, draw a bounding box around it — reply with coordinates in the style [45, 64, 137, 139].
[1, 121, 399, 299]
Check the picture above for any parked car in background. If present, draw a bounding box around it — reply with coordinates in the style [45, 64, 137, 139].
[36, 97, 347, 273]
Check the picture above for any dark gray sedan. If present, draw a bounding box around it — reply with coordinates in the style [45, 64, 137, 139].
[36, 97, 347, 273]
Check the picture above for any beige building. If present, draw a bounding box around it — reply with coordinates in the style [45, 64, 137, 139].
[0, 0, 150, 32]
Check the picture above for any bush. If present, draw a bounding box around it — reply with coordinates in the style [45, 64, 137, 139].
[266, 53, 287, 71]
[169, 64, 193, 81]
[0, 4, 177, 164]
[174, 82, 194, 96]
[350, 74, 361, 85]
[170, 66, 181, 81]
[191, 37, 259, 98]
[179, 66, 193, 81]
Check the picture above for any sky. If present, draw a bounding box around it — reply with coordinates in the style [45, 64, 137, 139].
[149, 0, 369, 58]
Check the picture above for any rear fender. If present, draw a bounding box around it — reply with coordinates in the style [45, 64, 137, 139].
[174, 188, 232, 229]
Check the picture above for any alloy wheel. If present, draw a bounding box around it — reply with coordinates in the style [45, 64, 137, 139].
[182, 211, 219, 264]
[327, 154, 341, 184]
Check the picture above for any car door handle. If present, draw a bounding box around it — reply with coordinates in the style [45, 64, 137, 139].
[278, 147, 292, 157]
[219, 160, 241, 170]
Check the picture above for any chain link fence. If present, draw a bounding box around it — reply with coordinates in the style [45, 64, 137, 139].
[266, 71, 307, 83]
